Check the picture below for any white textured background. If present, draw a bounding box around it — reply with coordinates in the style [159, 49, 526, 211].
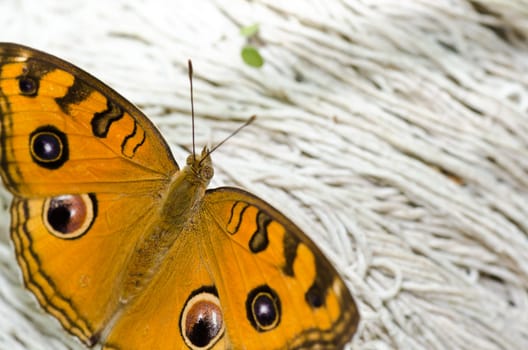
[0, 1, 527, 349]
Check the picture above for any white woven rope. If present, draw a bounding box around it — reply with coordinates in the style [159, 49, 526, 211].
[0, 0, 527, 349]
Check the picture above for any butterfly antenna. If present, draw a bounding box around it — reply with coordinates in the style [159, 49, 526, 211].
[188, 59, 196, 158]
[201, 115, 256, 164]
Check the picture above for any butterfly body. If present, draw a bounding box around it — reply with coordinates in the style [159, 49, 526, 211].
[120, 150, 212, 303]
[0, 43, 359, 349]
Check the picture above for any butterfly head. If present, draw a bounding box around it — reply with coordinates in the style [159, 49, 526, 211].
[185, 146, 214, 184]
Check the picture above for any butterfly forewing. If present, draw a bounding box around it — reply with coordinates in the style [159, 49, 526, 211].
[0, 42, 177, 197]
[201, 187, 359, 349]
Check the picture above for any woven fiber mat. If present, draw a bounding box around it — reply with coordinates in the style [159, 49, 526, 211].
[0, 1, 526, 349]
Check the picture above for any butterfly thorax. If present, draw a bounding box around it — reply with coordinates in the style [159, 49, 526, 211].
[120, 148, 213, 303]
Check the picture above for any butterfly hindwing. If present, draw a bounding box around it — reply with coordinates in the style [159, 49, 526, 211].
[102, 226, 230, 349]
[10, 192, 161, 346]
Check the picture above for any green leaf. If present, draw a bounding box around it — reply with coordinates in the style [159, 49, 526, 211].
[241, 46, 264, 68]
[240, 23, 259, 37]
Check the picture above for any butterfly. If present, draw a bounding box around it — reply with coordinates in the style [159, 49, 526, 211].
[0, 42, 359, 349]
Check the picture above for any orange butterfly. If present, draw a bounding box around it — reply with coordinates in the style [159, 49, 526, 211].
[0, 42, 359, 349]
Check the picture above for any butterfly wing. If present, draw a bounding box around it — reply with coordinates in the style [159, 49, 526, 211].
[11, 193, 161, 345]
[0, 42, 177, 197]
[102, 228, 230, 350]
[0, 43, 178, 346]
[202, 187, 359, 349]
[103, 187, 358, 349]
